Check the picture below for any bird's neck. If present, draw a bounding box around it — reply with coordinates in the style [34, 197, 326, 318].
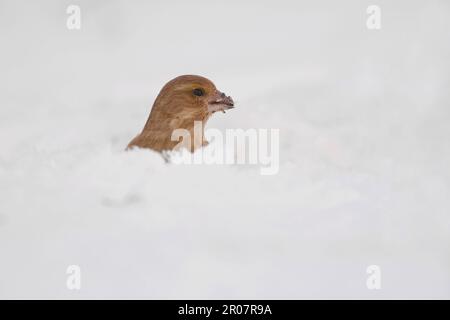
[142, 112, 211, 152]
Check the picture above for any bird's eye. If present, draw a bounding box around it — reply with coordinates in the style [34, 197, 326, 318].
[193, 88, 204, 97]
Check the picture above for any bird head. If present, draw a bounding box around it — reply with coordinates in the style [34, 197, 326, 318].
[152, 75, 234, 123]
[128, 75, 234, 152]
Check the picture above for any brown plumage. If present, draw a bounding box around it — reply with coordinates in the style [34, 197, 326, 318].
[127, 75, 234, 152]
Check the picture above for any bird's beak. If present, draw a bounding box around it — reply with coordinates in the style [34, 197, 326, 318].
[208, 90, 235, 113]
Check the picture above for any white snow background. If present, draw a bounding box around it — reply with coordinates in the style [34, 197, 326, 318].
[0, 0, 449, 298]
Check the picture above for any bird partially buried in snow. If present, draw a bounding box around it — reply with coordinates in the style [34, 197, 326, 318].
[127, 75, 234, 152]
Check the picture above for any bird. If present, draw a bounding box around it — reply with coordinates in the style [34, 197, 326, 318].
[127, 75, 234, 153]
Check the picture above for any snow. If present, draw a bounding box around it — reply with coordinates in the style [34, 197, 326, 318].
[0, 0, 449, 298]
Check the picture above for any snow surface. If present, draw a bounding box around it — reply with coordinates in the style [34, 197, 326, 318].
[0, 0, 449, 298]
